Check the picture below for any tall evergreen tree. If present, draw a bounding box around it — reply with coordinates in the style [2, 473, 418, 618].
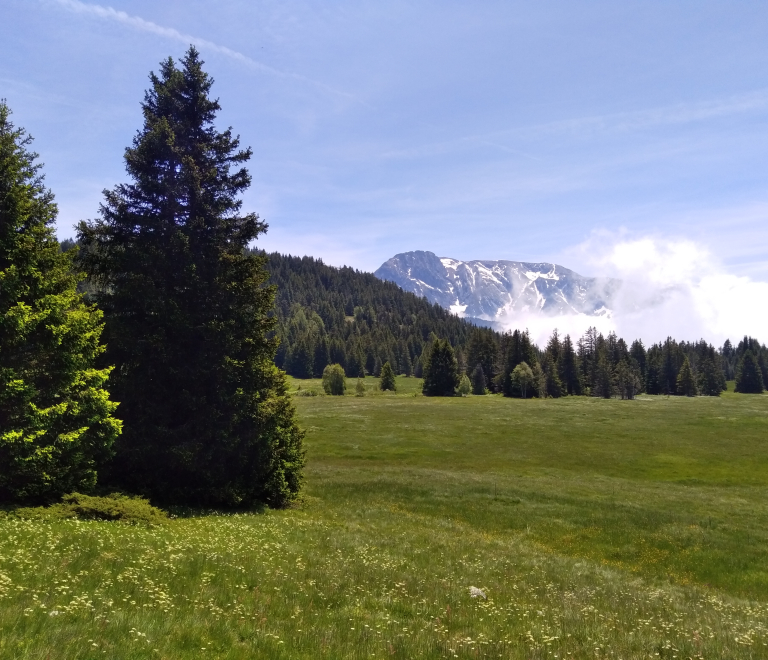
[676, 356, 697, 397]
[735, 350, 765, 394]
[422, 339, 460, 396]
[77, 49, 304, 507]
[558, 334, 582, 395]
[0, 102, 121, 503]
[379, 361, 396, 391]
[470, 363, 486, 395]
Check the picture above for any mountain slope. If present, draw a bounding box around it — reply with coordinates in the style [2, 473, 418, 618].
[375, 250, 618, 323]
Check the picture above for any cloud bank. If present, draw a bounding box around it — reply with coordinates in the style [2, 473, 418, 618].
[505, 235, 768, 348]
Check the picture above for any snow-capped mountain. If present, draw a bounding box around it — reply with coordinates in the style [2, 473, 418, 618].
[374, 251, 618, 325]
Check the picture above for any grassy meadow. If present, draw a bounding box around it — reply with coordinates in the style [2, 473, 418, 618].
[2, 376, 768, 658]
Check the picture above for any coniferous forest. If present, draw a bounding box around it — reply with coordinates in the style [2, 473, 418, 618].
[264, 251, 766, 399]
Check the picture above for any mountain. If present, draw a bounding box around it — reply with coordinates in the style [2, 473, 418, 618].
[261, 252, 500, 378]
[374, 250, 618, 324]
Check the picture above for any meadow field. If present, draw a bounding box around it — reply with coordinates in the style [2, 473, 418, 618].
[1, 377, 768, 658]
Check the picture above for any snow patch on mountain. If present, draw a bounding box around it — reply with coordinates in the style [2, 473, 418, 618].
[374, 250, 619, 326]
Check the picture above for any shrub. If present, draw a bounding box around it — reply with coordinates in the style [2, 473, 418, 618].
[355, 378, 366, 396]
[322, 364, 347, 395]
[13, 492, 168, 525]
[457, 374, 471, 396]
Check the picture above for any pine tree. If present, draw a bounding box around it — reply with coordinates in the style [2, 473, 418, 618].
[77, 49, 304, 507]
[697, 357, 722, 396]
[735, 350, 765, 393]
[558, 334, 582, 395]
[676, 356, 697, 396]
[541, 353, 563, 398]
[422, 339, 460, 396]
[471, 363, 486, 395]
[0, 102, 121, 504]
[379, 361, 396, 391]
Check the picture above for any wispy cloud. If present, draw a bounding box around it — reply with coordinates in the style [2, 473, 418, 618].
[50, 0, 361, 103]
[382, 89, 768, 161]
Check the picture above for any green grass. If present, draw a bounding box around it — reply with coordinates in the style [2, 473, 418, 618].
[2, 377, 768, 658]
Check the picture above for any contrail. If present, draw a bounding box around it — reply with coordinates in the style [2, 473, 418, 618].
[52, 0, 361, 103]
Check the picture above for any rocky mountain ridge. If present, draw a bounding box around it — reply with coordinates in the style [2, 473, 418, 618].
[374, 250, 618, 325]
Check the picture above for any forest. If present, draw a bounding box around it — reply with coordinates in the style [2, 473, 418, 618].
[265, 252, 767, 398]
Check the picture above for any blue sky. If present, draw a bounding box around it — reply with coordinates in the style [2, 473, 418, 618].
[3, 0, 768, 282]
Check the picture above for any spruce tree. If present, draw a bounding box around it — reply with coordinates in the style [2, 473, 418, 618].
[77, 49, 304, 507]
[676, 356, 697, 396]
[471, 363, 486, 395]
[735, 350, 765, 393]
[379, 361, 396, 391]
[422, 339, 460, 396]
[0, 102, 121, 503]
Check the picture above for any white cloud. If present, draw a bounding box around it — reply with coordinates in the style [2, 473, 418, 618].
[50, 0, 359, 102]
[522, 234, 768, 347]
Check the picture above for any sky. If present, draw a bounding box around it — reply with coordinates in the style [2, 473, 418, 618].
[3, 1, 768, 342]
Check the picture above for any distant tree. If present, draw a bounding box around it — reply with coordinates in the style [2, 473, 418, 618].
[322, 364, 347, 395]
[511, 362, 534, 398]
[735, 350, 765, 393]
[422, 339, 460, 396]
[629, 339, 647, 381]
[457, 374, 471, 396]
[532, 362, 547, 398]
[558, 334, 582, 395]
[467, 330, 498, 389]
[593, 354, 613, 399]
[0, 102, 121, 504]
[77, 49, 304, 507]
[613, 360, 642, 400]
[697, 357, 723, 396]
[373, 356, 383, 377]
[379, 361, 397, 392]
[413, 357, 422, 378]
[645, 357, 662, 395]
[501, 329, 537, 397]
[354, 377, 366, 397]
[676, 356, 697, 397]
[471, 364, 487, 395]
[541, 353, 563, 398]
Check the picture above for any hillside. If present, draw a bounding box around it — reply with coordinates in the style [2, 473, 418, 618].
[262, 252, 499, 378]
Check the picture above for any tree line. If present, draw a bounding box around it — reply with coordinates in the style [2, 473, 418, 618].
[260, 249, 765, 398]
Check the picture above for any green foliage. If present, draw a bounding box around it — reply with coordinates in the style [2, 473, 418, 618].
[470, 363, 486, 395]
[322, 363, 346, 395]
[379, 361, 396, 391]
[735, 350, 765, 394]
[457, 373, 471, 396]
[77, 49, 304, 508]
[263, 253, 500, 380]
[354, 377, 366, 397]
[500, 329, 538, 397]
[0, 102, 120, 505]
[421, 339, 459, 396]
[13, 492, 167, 525]
[511, 361, 534, 398]
[676, 356, 697, 396]
[698, 357, 724, 396]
